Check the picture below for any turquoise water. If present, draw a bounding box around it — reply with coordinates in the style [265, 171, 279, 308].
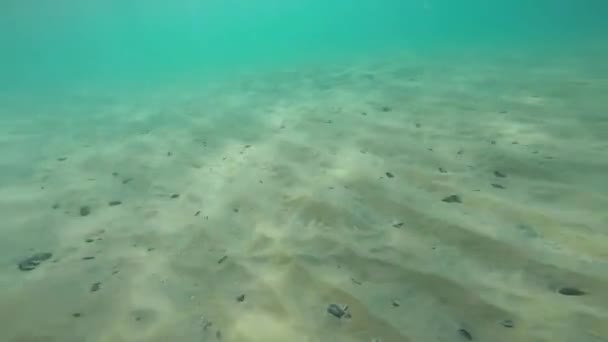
[1, 2, 608, 342]
[1, 1, 607, 90]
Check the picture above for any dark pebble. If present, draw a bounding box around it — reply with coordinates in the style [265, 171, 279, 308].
[236, 294, 245, 302]
[361, 112, 367, 116]
[90, 282, 101, 292]
[167, 151, 172, 156]
[218, 255, 228, 264]
[558, 287, 586, 296]
[82, 256, 95, 260]
[79, 206, 91, 216]
[392, 300, 400, 307]
[351, 278, 362, 285]
[438, 167, 447, 173]
[52, 203, 60, 209]
[108, 200, 122, 206]
[195, 210, 201, 216]
[57, 157, 67, 161]
[442, 195, 462, 203]
[327, 304, 350, 318]
[324, 120, 333, 124]
[385, 172, 394, 178]
[122, 178, 133, 184]
[85, 239, 94, 243]
[17, 252, 53, 271]
[170, 194, 180, 199]
[112, 172, 119, 176]
[490, 140, 496, 145]
[491, 183, 505, 189]
[494, 171, 507, 178]
[392, 222, 404, 228]
[500, 319, 514, 328]
[381, 106, 391, 112]
[233, 208, 239, 213]
[415, 123, 421, 128]
[72, 313, 82, 318]
[458, 328, 473, 340]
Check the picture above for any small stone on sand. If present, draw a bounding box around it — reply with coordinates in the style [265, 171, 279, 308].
[442, 195, 462, 203]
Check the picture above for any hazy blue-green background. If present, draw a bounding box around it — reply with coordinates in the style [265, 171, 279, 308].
[1, 0, 607, 90]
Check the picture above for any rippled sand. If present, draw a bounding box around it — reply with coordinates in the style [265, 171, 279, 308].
[1, 50, 607, 342]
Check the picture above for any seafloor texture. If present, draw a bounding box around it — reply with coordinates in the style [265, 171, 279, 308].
[1, 50, 607, 342]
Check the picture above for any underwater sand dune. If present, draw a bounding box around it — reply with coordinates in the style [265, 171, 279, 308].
[1, 52, 608, 342]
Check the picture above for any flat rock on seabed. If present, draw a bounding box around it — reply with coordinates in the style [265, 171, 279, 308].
[327, 304, 351, 319]
[18, 252, 53, 271]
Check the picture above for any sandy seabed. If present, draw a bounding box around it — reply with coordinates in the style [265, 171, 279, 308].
[1, 49, 607, 342]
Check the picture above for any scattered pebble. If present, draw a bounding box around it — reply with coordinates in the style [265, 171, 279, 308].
[385, 172, 394, 178]
[79, 206, 91, 216]
[17, 252, 53, 271]
[108, 200, 122, 206]
[438, 167, 447, 173]
[327, 304, 350, 319]
[236, 294, 245, 302]
[381, 106, 391, 112]
[170, 194, 180, 199]
[351, 278, 362, 285]
[415, 123, 421, 128]
[122, 178, 133, 184]
[85, 239, 94, 243]
[558, 287, 586, 296]
[218, 255, 228, 264]
[392, 300, 400, 307]
[233, 208, 239, 213]
[90, 282, 101, 292]
[500, 319, 514, 328]
[490, 140, 496, 145]
[51, 203, 60, 209]
[195, 210, 201, 216]
[82, 256, 95, 260]
[491, 183, 505, 189]
[167, 151, 172, 156]
[201, 317, 213, 330]
[458, 328, 473, 340]
[442, 195, 462, 203]
[57, 157, 67, 161]
[72, 313, 82, 318]
[494, 171, 507, 178]
[112, 172, 119, 176]
[392, 222, 404, 228]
